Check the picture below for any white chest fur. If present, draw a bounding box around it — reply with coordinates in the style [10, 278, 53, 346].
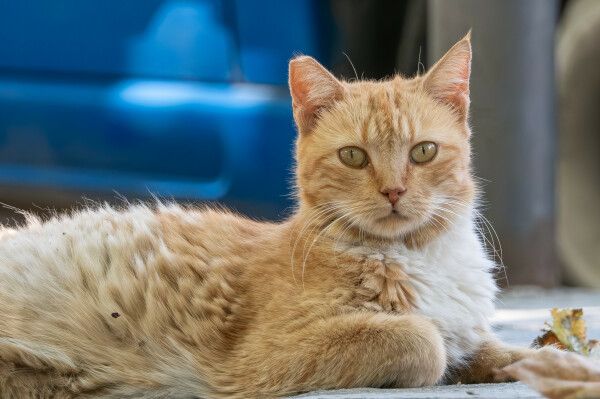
[342, 215, 498, 367]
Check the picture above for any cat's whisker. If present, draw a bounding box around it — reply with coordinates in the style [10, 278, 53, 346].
[301, 202, 357, 242]
[308, 204, 365, 273]
[322, 210, 362, 269]
[423, 217, 442, 238]
[290, 204, 331, 259]
[342, 52, 366, 129]
[291, 203, 342, 283]
[301, 207, 349, 262]
[300, 207, 360, 287]
[298, 207, 338, 251]
[294, 206, 339, 243]
[473, 210, 507, 285]
[332, 218, 356, 267]
[433, 197, 507, 285]
[333, 212, 362, 253]
[428, 212, 451, 234]
[292, 201, 362, 286]
[292, 202, 346, 244]
[474, 210, 503, 259]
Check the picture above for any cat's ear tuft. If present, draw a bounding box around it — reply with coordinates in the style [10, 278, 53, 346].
[289, 56, 346, 134]
[424, 32, 472, 119]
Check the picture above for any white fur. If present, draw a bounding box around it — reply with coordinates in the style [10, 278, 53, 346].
[341, 209, 498, 368]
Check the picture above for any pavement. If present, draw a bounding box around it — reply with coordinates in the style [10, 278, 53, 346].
[291, 287, 600, 399]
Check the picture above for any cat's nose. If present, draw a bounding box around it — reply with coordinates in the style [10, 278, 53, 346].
[380, 187, 406, 205]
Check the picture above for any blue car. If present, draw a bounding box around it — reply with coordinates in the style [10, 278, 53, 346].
[0, 0, 334, 219]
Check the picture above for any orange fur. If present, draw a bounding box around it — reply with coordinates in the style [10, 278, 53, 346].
[0, 34, 534, 398]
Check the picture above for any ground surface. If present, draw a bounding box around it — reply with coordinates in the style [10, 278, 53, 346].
[291, 287, 600, 399]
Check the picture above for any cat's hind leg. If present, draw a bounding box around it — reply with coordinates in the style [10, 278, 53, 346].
[448, 337, 537, 384]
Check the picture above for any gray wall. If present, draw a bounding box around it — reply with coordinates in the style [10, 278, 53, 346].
[428, 0, 559, 287]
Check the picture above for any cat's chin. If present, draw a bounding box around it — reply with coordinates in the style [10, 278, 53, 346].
[364, 212, 419, 240]
[379, 211, 410, 221]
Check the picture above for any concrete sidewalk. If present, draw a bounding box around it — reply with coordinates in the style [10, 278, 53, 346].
[292, 287, 600, 399]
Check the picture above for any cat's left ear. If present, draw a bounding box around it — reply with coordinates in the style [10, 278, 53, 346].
[423, 31, 472, 120]
[289, 56, 346, 134]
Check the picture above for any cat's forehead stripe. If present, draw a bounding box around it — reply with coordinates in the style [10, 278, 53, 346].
[360, 107, 371, 142]
[401, 114, 411, 142]
[354, 81, 419, 144]
[387, 86, 402, 137]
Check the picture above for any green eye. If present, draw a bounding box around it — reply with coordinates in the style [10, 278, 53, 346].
[410, 142, 437, 164]
[339, 146, 368, 168]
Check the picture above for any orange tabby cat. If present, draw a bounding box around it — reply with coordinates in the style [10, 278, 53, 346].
[0, 33, 534, 398]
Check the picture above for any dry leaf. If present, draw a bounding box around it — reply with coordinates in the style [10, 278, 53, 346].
[503, 308, 600, 398]
[533, 308, 599, 358]
[534, 330, 566, 350]
[502, 349, 600, 399]
[589, 341, 600, 359]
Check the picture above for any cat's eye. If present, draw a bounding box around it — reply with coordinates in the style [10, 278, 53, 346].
[410, 142, 438, 164]
[339, 146, 368, 168]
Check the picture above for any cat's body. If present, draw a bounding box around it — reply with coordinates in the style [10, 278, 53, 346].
[0, 34, 534, 398]
[0, 203, 502, 398]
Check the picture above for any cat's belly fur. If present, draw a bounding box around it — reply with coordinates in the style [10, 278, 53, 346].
[342, 216, 498, 368]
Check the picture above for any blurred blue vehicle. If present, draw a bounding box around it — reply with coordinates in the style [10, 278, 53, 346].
[0, 0, 334, 219]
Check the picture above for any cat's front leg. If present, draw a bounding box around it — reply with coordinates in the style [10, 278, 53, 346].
[449, 337, 537, 384]
[249, 312, 446, 397]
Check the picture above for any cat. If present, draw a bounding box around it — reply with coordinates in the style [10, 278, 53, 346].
[0, 33, 536, 398]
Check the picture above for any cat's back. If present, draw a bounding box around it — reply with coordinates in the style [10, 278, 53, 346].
[0, 202, 267, 271]
[0, 203, 272, 339]
[0, 203, 281, 397]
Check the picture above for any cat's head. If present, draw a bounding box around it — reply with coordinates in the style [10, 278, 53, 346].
[289, 34, 475, 245]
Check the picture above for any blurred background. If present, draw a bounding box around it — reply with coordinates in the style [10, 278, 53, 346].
[0, 0, 597, 288]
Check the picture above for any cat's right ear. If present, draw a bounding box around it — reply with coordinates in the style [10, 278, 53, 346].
[423, 32, 472, 121]
[289, 56, 346, 134]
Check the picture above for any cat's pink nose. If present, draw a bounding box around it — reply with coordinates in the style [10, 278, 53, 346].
[380, 187, 406, 205]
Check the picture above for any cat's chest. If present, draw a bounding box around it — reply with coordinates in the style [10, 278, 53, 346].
[347, 244, 494, 310]
[341, 231, 498, 365]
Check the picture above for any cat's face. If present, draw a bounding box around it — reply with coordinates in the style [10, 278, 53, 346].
[289, 35, 475, 243]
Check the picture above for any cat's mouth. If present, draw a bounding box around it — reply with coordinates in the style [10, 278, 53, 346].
[386, 208, 409, 219]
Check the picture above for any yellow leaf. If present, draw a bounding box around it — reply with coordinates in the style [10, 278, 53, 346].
[535, 308, 598, 357]
[550, 308, 587, 353]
